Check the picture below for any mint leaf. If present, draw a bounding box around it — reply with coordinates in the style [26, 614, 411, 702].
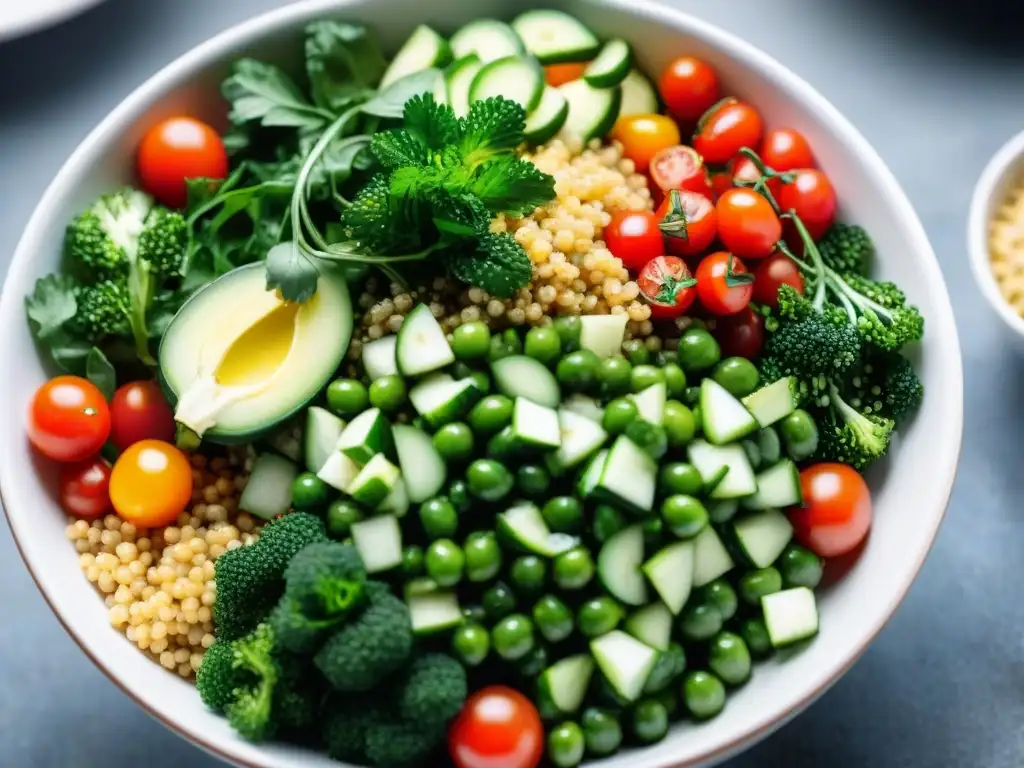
[86, 347, 116, 400]
[403, 93, 460, 150]
[266, 241, 319, 302]
[304, 21, 385, 112]
[362, 69, 442, 119]
[444, 233, 532, 297]
[459, 97, 526, 164]
[222, 59, 331, 130]
[25, 274, 78, 340]
[431, 192, 489, 237]
[471, 156, 555, 215]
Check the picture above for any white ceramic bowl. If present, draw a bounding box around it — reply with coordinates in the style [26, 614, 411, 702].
[0, 1, 964, 766]
[969, 128, 1024, 344]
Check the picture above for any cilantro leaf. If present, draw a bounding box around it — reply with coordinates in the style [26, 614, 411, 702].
[304, 21, 386, 112]
[85, 347, 116, 400]
[444, 233, 532, 297]
[371, 129, 429, 170]
[459, 97, 526, 166]
[403, 93, 460, 150]
[470, 156, 556, 215]
[222, 59, 333, 130]
[266, 241, 319, 302]
[25, 274, 78, 340]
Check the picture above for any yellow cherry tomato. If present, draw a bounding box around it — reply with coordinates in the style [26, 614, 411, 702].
[110, 439, 192, 527]
[611, 113, 682, 173]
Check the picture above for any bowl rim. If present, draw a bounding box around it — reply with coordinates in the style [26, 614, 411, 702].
[0, 1, 963, 766]
[968, 127, 1024, 338]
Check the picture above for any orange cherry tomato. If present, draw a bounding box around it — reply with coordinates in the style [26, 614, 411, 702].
[695, 251, 754, 316]
[778, 169, 837, 242]
[109, 440, 192, 527]
[656, 189, 717, 257]
[752, 252, 805, 308]
[649, 145, 711, 197]
[137, 116, 228, 208]
[110, 380, 175, 451]
[790, 463, 873, 557]
[60, 458, 113, 521]
[544, 62, 588, 87]
[449, 686, 543, 768]
[638, 256, 698, 320]
[659, 56, 721, 123]
[761, 128, 815, 172]
[27, 376, 111, 463]
[692, 99, 763, 166]
[611, 114, 682, 173]
[715, 188, 782, 259]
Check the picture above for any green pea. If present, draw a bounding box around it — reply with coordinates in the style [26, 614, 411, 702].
[419, 497, 459, 540]
[631, 699, 669, 744]
[464, 531, 502, 582]
[510, 555, 547, 596]
[708, 631, 752, 686]
[654, 349, 679, 367]
[643, 518, 665, 549]
[463, 604, 487, 625]
[451, 361, 475, 381]
[779, 545, 824, 589]
[553, 547, 595, 590]
[780, 409, 819, 461]
[447, 479, 471, 513]
[401, 545, 424, 577]
[757, 427, 782, 465]
[524, 326, 562, 364]
[741, 439, 762, 470]
[592, 504, 627, 544]
[683, 670, 726, 719]
[553, 316, 582, 351]
[470, 370, 491, 394]
[702, 579, 738, 621]
[326, 378, 369, 416]
[482, 581, 517, 622]
[598, 356, 633, 396]
[662, 362, 687, 397]
[643, 642, 686, 694]
[712, 357, 760, 397]
[486, 427, 520, 462]
[548, 722, 585, 768]
[678, 595, 723, 641]
[325, 500, 363, 538]
[654, 689, 681, 721]
[683, 385, 701, 405]
[630, 364, 664, 394]
[662, 401, 697, 447]
[739, 567, 783, 605]
[707, 499, 739, 524]
[368, 374, 407, 412]
[739, 617, 773, 659]
[489, 333, 517, 362]
[577, 597, 623, 638]
[518, 645, 549, 677]
[424, 539, 465, 588]
[661, 495, 707, 539]
[581, 707, 623, 758]
[532, 594, 574, 643]
[290, 472, 330, 510]
[452, 321, 491, 360]
[659, 462, 703, 496]
[451, 622, 490, 666]
[602, 397, 638, 434]
[491, 613, 535, 661]
[625, 420, 668, 460]
[557, 349, 600, 392]
[466, 459, 514, 501]
[433, 422, 475, 462]
[516, 464, 551, 497]
[622, 339, 650, 366]
[542, 496, 584, 534]
[677, 328, 720, 372]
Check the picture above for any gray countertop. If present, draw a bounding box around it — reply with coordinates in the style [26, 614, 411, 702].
[0, 1, 1020, 766]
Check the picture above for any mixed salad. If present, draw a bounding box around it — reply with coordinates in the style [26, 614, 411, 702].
[22, 9, 923, 768]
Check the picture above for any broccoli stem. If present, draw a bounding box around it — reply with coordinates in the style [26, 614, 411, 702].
[126, 259, 156, 366]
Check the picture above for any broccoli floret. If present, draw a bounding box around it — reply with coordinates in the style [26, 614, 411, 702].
[817, 222, 874, 276]
[314, 581, 413, 692]
[222, 623, 280, 742]
[815, 382, 895, 470]
[764, 312, 861, 378]
[73, 279, 131, 341]
[272, 652, 321, 742]
[826, 272, 925, 352]
[846, 353, 924, 424]
[395, 653, 468, 731]
[364, 721, 440, 768]
[136, 207, 187, 278]
[65, 188, 153, 277]
[196, 639, 252, 713]
[322, 695, 390, 764]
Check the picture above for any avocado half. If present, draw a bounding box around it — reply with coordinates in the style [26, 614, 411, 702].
[159, 262, 353, 444]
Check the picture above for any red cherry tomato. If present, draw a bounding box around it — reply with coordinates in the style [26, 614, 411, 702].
[752, 252, 805, 308]
[731, 155, 782, 200]
[693, 99, 763, 166]
[110, 380, 176, 451]
[60, 458, 113, 520]
[137, 116, 228, 208]
[714, 306, 764, 358]
[761, 128, 815, 172]
[611, 114, 682, 173]
[777, 169, 837, 242]
[638, 256, 698, 320]
[659, 56, 721, 123]
[715, 188, 782, 259]
[109, 440, 193, 528]
[656, 189, 717, 257]
[709, 171, 734, 202]
[649, 145, 711, 196]
[790, 463, 873, 557]
[605, 210, 665, 270]
[450, 686, 544, 768]
[695, 251, 754, 315]
[27, 376, 111, 463]
[544, 62, 588, 87]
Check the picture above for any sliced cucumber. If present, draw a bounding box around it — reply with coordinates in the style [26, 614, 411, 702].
[396, 303, 455, 376]
[512, 397, 562, 450]
[361, 335, 398, 381]
[304, 406, 346, 473]
[762, 587, 819, 647]
[469, 56, 544, 112]
[743, 459, 803, 511]
[408, 591, 462, 636]
[512, 9, 601, 64]
[692, 525, 735, 587]
[687, 440, 758, 500]
[559, 79, 622, 144]
[733, 509, 794, 569]
[630, 382, 666, 426]
[446, 55, 482, 118]
[624, 603, 673, 651]
[347, 453, 400, 508]
[708, 498, 739, 524]
[578, 314, 628, 359]
[576, 448, 608, 498]
[548, 408, 607, 472]
[561, 394, 604, 423]
[265, 419, 302, 463]
[498, 503, 577, 557]
[701, 378, 759, 445]
[642, 542, 695, 615]
[316, 450, 360, 493]
[336, 408, 394, 465]
[595, 436, 657, 515]
[590, 630, 658, 702]
[239, 453, 298, 520]
[491, 355, 561, 408]
[450, 19, 523, 64]
[351, 515, 402, 574]
[392, 424, 447, 503]
[742, 377, 800, 428]
[378, 477, 410, 518]
[432, 75, 449, 106]
[380, 24, 451, 89]
[583, 39, 632, 88]
[538, 655, 595, 716]
[524, 86, 569, 145]
[597, 525, 648, 606]
[409, 373, 482, 427]
[618, 69, 658, 117]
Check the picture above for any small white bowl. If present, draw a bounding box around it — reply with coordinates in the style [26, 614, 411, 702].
[0, 1, 964, 767]
[969, 128, 1024, 343]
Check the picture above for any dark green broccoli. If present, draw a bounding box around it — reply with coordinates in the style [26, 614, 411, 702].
[314, 581, 413, 692]
[196, 639, 252, 713]
[847, 353, 924, 424]
[364, 721, 440, 768]
[395, 653, 468, 731]
[816, 222, 873, 276]
[764, 311, 861, 379]
[273, 652, 321, 741]
[136, 207, 188, 278]
[322, 696, 383, 763]
[815, 382, 895, 471]
[222, 623, 280, 742]
[72, 279, 131, 342]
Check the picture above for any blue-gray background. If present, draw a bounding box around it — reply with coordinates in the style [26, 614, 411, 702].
[0, 0, 1019, 765]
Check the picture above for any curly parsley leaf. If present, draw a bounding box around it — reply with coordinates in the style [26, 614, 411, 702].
[266, 241, 319, 303]
[470, 155, 556, 215]
[444, 233, 532, 298]
[222, 59, 333, 131]
[459, 97, 526, 165]
[371, 129, 429, 170]
[403, 94, 460, 150]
